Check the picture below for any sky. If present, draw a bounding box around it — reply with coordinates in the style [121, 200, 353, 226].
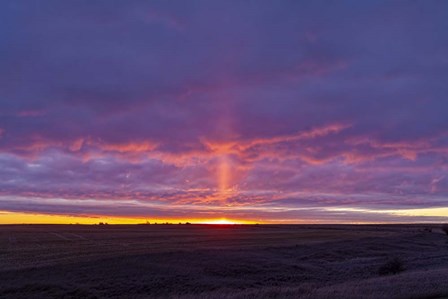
[0, 0, 448, 224]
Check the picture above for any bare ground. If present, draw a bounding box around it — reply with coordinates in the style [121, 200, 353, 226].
[0, 224, 447, 299]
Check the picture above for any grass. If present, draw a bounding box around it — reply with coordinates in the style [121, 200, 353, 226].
[0, 224, 447, 298]
[442, 224, 448, 235]
[378, 257, 404, 275]
[173, 268, 448, 299]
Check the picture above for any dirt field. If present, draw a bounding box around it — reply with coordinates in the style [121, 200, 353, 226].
[0, 224, 447, 298]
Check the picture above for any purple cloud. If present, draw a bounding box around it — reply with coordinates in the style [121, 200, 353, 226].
[0, 0, 447, 222]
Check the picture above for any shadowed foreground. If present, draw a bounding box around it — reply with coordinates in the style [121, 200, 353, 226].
[0, 224, 447, 299]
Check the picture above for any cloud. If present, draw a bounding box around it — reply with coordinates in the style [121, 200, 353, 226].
[0, 0, 447, 222]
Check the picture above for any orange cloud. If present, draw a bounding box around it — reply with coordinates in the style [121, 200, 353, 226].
[202, 123, 351, 155]
[346, 135, 448, 162]
[96, 141, 158, 153]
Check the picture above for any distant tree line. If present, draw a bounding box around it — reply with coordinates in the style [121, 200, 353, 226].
[141, 221, 191, 225]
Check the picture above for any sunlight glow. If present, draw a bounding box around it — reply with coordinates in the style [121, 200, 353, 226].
[198, 218, 237, 225]
[218, 155, 230, 192]
[0, 211, 255, 225]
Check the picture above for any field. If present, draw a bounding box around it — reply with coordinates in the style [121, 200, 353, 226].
[1, 224, 448, 299]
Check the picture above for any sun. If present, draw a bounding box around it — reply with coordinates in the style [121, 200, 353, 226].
[200, 219, 236, 225]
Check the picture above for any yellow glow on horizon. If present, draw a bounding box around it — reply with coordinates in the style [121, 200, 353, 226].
[0, 211, 256, 225]
[3, 206, 447, 226]
[394, 207, 448, 217]
[323, 206, 448, 221]
[0, 211, 143, 224]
